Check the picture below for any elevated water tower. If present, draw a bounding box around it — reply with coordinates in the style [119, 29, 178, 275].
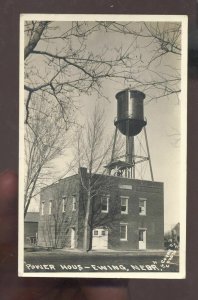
[105, 89, 154, 180]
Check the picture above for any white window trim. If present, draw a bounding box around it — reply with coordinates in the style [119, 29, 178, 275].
[62, 196, 66, 213]
[62, 198, 64, 213]
[120, 196, 129, 214]
[41, 202, 45, 216]
[49, 200, 52, 215]
[72, 196, 77, 211]
[139, 198, 147, 216]
[101, 196, 109, 213]
[120, 223, 128, 241]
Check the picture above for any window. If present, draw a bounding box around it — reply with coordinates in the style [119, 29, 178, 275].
[120, 224, 128, 241]
[139, 199, 146, 216]
[101, 196, 109, 213]
[121, 197, 128, 214]
[102, 230, 106, 236]
[72, 196, 77, 211]
[62, 196, 67, 213]
[49, 200, 52, 215]
[41, 202, 45, 215]
[93, 230, 98, 236]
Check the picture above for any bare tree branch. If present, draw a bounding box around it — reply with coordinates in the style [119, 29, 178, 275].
[24, 21, 50, 59]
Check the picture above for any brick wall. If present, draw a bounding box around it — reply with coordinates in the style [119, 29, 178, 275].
[38, 174, 80, 248]
[77, 173, 164, 251]
[38, 169, 164, 251]
[108, 177, 164, 250]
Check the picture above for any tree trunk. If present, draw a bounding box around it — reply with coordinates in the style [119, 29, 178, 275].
[88, 226, 93, 251]
[83, 189, 91, 252]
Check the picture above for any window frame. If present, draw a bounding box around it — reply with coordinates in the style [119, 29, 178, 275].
[62, 196, 67, 213]
[101, 196, 109, 213]
[72, 196, 77, 211]
[139, 198, 147, 216]
[120, 196, 129, 214]
[49, 200, 52, 215]
[120, 223, 128, 241]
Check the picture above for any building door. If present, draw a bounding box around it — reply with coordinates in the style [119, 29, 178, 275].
[139, 229, 146, 250]
[71, 227, 76, 249]
[92, 228, 108, 250]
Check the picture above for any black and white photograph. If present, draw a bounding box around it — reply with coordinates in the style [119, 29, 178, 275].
[19, 14, 187, 279]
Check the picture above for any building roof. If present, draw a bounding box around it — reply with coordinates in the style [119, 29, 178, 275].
[25, 212, 39, 223]
[104, 160, 132, 170]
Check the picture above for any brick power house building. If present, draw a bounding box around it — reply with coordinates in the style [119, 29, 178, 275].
[38, 89, 164, 251]
[38, 168, 164, 250]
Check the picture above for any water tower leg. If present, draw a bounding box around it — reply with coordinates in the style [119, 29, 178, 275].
[126, 119, 135, 179]
[109, 127, 118, 175]
[125, 120, 130, 178]
[111, 126, 118, 162]
[143, 127, 154, 181]
[126, 120, 131, 161]
[127, 136, 135, 179]
[131, 136, 135, 179]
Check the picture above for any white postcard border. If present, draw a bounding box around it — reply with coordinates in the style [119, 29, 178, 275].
[19, 13, 188, 279]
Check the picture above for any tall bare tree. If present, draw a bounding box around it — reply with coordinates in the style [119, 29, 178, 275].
[74, 105, 121, 251]
[24, 95, 72, 216]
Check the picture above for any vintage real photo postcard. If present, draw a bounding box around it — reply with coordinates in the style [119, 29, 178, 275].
[19, 14, 187, 279]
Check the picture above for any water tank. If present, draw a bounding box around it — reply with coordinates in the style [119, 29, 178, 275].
[114, 89, 147, 136]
